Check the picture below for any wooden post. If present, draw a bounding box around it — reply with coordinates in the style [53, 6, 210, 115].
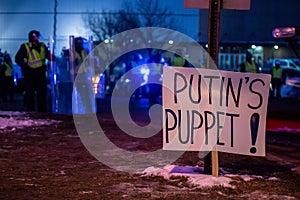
[204, 0, 221, 177]
[212, 150, 219, 177]
[184, 0, 250, 176]
[207, 0, 221, 65]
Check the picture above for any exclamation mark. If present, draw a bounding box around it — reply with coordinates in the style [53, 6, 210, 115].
[250, 113, 260, 154]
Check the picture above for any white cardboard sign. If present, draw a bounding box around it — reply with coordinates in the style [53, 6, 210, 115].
[163, 67, 271, 156]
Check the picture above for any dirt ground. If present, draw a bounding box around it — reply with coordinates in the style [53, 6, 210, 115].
[0, 112, 300, 200]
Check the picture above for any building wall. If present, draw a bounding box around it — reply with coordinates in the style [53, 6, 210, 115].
[199, 0, 300, 43]
[264, 46, 297, 60]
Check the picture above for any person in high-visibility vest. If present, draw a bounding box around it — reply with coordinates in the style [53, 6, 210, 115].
[72, 37, 94, 113]
[0, 54, 14, 102]
[271, 60, 283, 98]
[72, 37, 88, 79]
[15, 30, 51, 112]
[240, 52, 258, 73]
[169, 49, 189, 67]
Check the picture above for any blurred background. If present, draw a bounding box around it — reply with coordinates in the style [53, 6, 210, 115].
[0, 0, 300, 114]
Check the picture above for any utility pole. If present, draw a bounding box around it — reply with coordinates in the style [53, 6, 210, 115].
[53, 0, 58, 56]
[50, 0, 58, 113]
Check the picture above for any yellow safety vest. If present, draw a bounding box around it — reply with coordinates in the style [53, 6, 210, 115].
[74, 49, 88, 73]
[24, 42, 46, 68]
[245, 61, 257, 73]
[4, 62, 13, 77]
[171, 56, 185, 66]
[75, 50, 87, 65]
[272, 67, 283, 79]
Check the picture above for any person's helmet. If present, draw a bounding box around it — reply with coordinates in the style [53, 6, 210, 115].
[28, 30, 41, 41]
[74, 37, 83, 43]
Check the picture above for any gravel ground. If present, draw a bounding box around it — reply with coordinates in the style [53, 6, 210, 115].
[0, 112, 299, 199]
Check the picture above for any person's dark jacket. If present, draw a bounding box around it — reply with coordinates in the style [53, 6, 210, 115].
[15, 42, 51, 76]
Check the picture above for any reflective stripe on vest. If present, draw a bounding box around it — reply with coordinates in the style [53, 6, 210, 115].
[245, 61, 257, 73]
[272, 67, 283, 79]
[75, 49, 88, 73]
[4, 62, 13, 77]
[24, 43, 46, 68]
[75, 50, 88, 66]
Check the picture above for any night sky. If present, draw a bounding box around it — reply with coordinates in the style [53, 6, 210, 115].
[0, 0, 199, 58]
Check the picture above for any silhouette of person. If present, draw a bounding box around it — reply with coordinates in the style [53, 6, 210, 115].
[15, 30, 51, 112]
[270, 60, 283, 98]
[72, 37, 94, 113]
[0, 53, 14, 102]
[240, 52, 258, 73]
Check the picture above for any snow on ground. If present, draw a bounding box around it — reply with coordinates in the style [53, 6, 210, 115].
[142, 164, 279, 188]
[0, 111, 60, 129]
[0, 110, 284, 189]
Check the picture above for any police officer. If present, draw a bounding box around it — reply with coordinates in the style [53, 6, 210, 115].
[72, 37, 94, 113]
[72, 37, 88, 80]
[0, 54, 14, 102]
[271, 60, 283, 98]
[15, 30, 51, 112]
[240, 52, 258, 73]
[169, 49, 189, 67]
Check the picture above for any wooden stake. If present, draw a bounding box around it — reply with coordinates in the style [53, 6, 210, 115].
[212, 150, 219, 177]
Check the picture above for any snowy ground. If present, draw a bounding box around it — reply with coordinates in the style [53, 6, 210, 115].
[0, 110, 299, 199]
[0, 111, 60, 129]
[142, 164, 279, 188]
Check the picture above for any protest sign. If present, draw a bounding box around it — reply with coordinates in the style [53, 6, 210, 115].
[163, 67, 271, 156]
